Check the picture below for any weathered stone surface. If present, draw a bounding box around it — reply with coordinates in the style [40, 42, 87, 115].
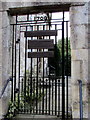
[0, 0, 87, 3]
[70, 2, 89, 118]
[71, 60, 82, 84]
[70, 25, 88, 49]
[71, 60, 88, 90]
[0, 2, 2, 11]
[70, 3, 88, 25]
[0, 1, 89, 119]
[71, 49, 88, 61]
[0, 7, 11, 120]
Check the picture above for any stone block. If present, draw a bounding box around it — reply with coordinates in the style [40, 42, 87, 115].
[70, 24, 88, 49]
[70, 3, 88, 25]
[2, 2, 24, 10]
[2, 11, 10, 29]
[72, 59, 89, 83]
[81, 60, 88, 83]
[88, 60, 90, 78]
[2, 26, 10, 47]
[0, 13, 2, 29]
[0, 2, 2, 11]
[71, 83, 88, 118]
[71, 49, 88, 61]
[71, 60, 82, 84]
[71, 84, 79, 100]
[88, 2, 90, 24]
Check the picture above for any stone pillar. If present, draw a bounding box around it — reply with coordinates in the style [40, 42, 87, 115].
[0, 2, 3, 119]
[70, 3, 89, 119]
[88, 2, 90, 119]
[0, 2, 12, 119]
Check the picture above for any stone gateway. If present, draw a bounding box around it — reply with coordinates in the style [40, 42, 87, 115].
[0, 1, 89, 119]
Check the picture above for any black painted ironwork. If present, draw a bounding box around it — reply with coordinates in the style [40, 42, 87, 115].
[11, 12, 71, 119]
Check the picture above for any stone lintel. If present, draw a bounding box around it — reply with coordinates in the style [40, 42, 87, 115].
[8, 4, 70, 16]
[7, 2, 85, 16]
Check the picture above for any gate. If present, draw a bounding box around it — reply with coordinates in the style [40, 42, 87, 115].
[11, 11, 71, 119]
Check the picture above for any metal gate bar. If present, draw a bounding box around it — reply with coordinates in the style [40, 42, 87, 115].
[62, 11, 65, 119]
[66, 21, 69, 118]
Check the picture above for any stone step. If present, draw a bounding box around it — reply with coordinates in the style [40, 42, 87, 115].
[13, 114, 61, 120]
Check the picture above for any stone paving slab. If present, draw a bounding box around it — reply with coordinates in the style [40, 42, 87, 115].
[13, 114, 61, 120]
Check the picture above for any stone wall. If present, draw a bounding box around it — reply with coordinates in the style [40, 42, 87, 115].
[70, 3, 89, 118]
[88, 1, 90, 119]
[0, 1, 90, 119]
[0, 2, 11, 119]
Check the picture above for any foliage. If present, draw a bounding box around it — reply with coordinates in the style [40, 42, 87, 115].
[5, 89, 44, 119]
[4, 100, 18, 119]
[5, 70, 45, 119]
[48, 38, 71, 76]
[48, 44, 61, 76]
[58, 38, 71, 76]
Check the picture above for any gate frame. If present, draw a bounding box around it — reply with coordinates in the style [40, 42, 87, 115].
[10, 10, 70, 119]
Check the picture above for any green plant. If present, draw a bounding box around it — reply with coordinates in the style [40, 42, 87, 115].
[5, 89, 45, 119]
[48, 38, 71, 76]
[5, 67, 46, 119]
[5, 100, 18, 118]
[58, 38, 71, 76]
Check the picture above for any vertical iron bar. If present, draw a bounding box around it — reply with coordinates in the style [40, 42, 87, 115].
[60, 78, 61, 116]
[14, 15, 17, 102]
[27, 14, 29, 21]
[27, 78, 29, 113]
[49, 25, 51, 115]
[42, 25, 45, 114]
[36, 56, 38, 114]
[36, 25, 39, 114]
[11, 25, 14, 102]
[42, 53, 44, 114]
[49, 67, 50, 114]
[46, 78, 47, 114]
[66, 21, 69, 118]
[55, 65, 57, 115]
[21, 78, 24, 113]
[30, 58, 32, 114]
[55, 24, 57, 116]
[21, 78, 24, 92]
[62, 11, 65, 119]
[18, 37, 20, 110]
[30, 26, 33, 114]
[58, 79, 60, 116]
[17, 26, 21, 111]
[55, 25, 57, 44]
[39, 78, 41, 114]
[52, 78, 53, 115]
[24, 26, 27, 112]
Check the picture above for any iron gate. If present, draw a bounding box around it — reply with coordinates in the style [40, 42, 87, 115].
[11, 11, 71, 119]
